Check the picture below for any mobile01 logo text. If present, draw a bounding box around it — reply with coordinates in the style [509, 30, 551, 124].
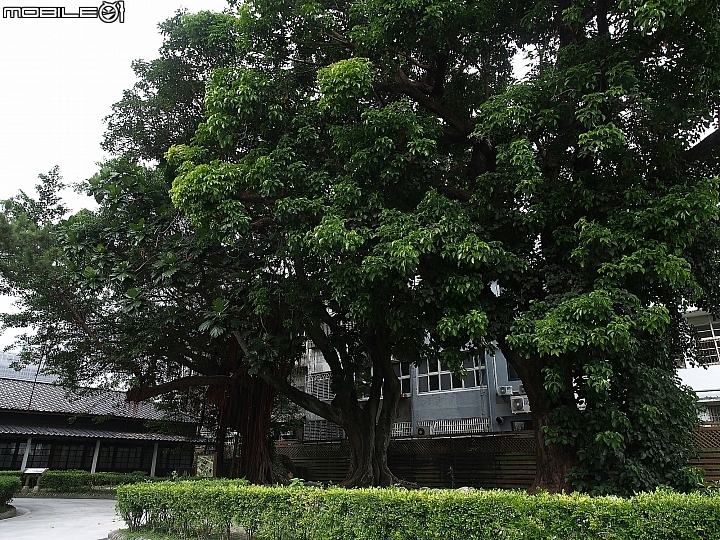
[3, 1, 124, 22]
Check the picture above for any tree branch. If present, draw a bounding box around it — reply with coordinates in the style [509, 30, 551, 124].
[55, 288, 103, 350]
[232, 331, 251, 356]
[259, 370, 345, 426]
[596, 0, 609, 36]
[378, 69, 474, 137]
[234, 191, 278, 205]
[126, 375, 240, 401]
[251, 217, 274, 231]
[327, 29, 354, 49]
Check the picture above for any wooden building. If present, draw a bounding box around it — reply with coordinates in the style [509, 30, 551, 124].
[0, 376, 196, 475]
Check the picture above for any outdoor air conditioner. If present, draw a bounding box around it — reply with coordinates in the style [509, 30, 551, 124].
[417, 426, 429, 436]
[510, 395, 531, 414]
[497, 385, 514, 396]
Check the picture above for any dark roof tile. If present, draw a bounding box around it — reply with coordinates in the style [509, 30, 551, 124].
[0, 377, 165, 421]
[0, 423, 196, 442]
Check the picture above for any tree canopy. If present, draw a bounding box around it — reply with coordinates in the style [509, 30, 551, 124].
[0, 11, 291, 484]
[1, 0, 719, 494]
[102, 9, 245, 162]
[168, 0, 720, 493]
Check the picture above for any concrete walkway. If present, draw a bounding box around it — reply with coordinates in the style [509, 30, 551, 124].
[0, 498, 125, 540]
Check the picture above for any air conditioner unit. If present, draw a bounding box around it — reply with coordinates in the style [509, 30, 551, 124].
[511, 395, 531, 414]
[497, 385, 514, 396]
[417, 426, 429, 436]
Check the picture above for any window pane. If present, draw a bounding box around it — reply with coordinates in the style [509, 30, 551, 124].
[67, 445, 84, 469]
[464, 371, 476, 388]
[419, 377, 428, 393]
[402, 379, 411, 394]
[696, 324, 713, 338]
[128, 447, 141, 469]
[429, 359, 439, 373]
[506, 360, 521, 381]
[51, 445, 68, 469]
[98, 446, 114, 470]
[463, 358, 474, 369]
[419, 360, 428, 375]
[29, 443, 50, 467]
[452, 374, 463, 389]
[401, 362, 410, 377]
[393, 363, 401, 377]
[429, 374, 439, 391]
[0, 443, 15, 468]
[440, 373, 451, 390]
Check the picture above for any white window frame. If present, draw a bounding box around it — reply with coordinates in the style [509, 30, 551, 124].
[417, 356, 487, 394]
[393, 361, 412, 396]
[695, 318, 720, 365]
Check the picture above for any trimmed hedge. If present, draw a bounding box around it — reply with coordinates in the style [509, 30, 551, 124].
[0, 476, 21, 507]
[117, 482, 720, 540]
[40, 470, 163, 492]
[0, 470, 22, 477]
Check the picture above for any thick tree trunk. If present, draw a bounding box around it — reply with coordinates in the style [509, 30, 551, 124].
[126, 341, 280, 484]
[232, 374, 279, 484]
[529, 401, 577, 493]
[341, 332, 403, 487]
[212, 371, 279, 484]
[500, 343, 578, 493]
[213, 419, 231, 478]
[257, 324, 405, 487]
[341, 408, 398, 487]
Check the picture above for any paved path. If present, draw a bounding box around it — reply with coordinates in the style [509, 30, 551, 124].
[0, 498, 124, 540]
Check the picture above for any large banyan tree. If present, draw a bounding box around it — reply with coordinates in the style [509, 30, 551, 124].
[168, 0, 720, 493]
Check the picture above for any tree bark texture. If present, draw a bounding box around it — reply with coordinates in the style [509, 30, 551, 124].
[259, 325, 405, 487]
[501, 345, 578, 493]
[210, 370, 278, 484]
[340, 398, 399, 487]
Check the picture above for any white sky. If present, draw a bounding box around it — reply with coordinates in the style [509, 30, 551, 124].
[0, 0, 230, 349]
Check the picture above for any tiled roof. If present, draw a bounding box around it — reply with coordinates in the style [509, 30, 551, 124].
[0, 377, 165, 421]
[0, 423, 194, 442]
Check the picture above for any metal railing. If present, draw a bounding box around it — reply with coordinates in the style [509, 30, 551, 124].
[391, 422, 412, 438]
[417, 416, 492, 436]
[306, 371, 334, 402]
[304, 420, 345, 441]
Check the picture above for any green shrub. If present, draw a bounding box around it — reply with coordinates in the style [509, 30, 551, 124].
[117, 483, 720, 540]
[0, 476, 21, 507]
[41, 470, 93, 492]
[0, 470, 22, 477]
[39, 470, 169, 493]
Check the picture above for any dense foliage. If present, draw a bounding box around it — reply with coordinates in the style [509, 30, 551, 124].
[0, 12, 288, 484]
[38, 470, 164, 493]
[117, 481, 720, 540]
[167, 0, 720, 493]
[2, 0, 720, 493]
[0, 476, 20, 508]
[102, 10, 245, 161]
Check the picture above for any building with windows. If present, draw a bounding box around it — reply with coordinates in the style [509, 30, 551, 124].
[0, 354, 196, 474]
[678, 310, 720, 423]
[298, 342, 532, 442]
[298, 309, 720, 443]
